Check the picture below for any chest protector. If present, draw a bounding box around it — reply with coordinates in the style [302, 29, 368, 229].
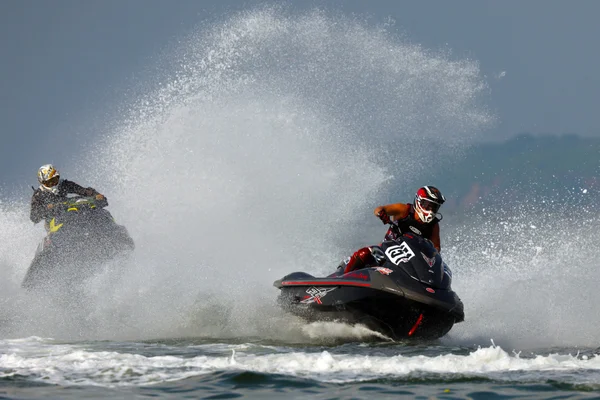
[384, 204, 439, 241]
[36, 182, 69, 204]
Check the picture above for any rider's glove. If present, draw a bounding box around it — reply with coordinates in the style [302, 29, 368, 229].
[377, 210, 390, 225]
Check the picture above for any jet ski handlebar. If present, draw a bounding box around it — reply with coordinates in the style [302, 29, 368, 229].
[50, 196, 108, 213]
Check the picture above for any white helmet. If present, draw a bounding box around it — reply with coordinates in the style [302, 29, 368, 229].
[38, 164, 60, 192]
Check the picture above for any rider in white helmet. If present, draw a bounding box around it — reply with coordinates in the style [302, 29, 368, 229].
[30, 164, 106, 229]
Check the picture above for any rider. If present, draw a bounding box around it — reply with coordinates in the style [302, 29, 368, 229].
[30, 164, 106, 230]
[342, 186, 445, 274]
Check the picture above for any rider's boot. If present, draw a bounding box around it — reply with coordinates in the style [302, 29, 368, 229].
[343, 247, 376, 274]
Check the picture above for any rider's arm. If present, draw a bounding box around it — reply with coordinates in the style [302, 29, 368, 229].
[373, 203, 410, 221]
[29, 193, 45, 224]
[62, 180, 99, 197]
[430, 223, 441, 252]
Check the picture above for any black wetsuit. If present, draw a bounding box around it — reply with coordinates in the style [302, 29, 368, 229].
[30, 180, 99, 224]
[384, 204, 439, 241]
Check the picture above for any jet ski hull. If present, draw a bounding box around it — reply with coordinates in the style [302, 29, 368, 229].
[22, 197, 134, 290]
[274, 235, 465, 340]
[275, 272, 463, 340]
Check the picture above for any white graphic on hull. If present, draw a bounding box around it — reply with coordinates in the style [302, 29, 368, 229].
[374, 267, 394, 275]
[385, 242, 415, 265]
[301, 286, 337, 304]
[421, 252, 436, 268]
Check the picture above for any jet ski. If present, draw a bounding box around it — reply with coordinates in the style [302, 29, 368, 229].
[22, 196, 135, 290]
[273, 231, 464, 340]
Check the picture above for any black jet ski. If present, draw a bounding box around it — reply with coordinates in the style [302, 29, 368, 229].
[274, 232, 464, 340]
[22, 196, 135, 290]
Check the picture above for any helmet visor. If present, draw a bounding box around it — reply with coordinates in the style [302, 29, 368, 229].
[418, 198, 441, 213]
[44, 176, 60, 188]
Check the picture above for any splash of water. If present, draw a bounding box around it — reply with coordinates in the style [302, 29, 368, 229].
[444, 199, 600, 349]
[0, 7, 492, 341]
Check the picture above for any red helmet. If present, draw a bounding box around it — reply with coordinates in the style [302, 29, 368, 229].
[414, 186, 445, 223]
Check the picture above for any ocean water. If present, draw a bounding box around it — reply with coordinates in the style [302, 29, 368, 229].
[2, 336, 600, 399]
[1, 6, 599, 399]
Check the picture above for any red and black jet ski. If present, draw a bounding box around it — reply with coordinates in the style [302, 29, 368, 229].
[273, 232, 464, 340]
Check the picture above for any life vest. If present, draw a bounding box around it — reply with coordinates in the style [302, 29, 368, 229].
[384, 204, 439, 241]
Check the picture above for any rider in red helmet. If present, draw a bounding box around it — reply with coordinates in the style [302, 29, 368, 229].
[342, 186, 445, 274]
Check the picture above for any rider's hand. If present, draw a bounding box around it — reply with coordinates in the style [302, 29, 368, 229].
[95, 194, 105, 201]
[47, 204, 54, 210]
[377, 209, 390, 225]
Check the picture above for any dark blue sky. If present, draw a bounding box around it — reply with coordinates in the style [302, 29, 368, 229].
[1, 0, 599, 191]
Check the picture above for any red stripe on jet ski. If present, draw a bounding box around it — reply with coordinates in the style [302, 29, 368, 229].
[408, 313, 424, 337]
[281, 281, 371, 287]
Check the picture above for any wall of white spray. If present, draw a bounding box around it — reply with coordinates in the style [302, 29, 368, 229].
[8, 7, 569, 344]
